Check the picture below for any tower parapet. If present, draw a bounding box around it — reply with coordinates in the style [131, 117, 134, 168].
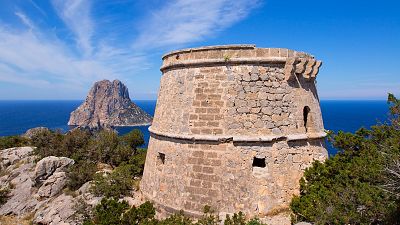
[141, 45, 328, 224]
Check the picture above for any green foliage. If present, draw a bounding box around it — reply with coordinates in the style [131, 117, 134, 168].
[121, 129, 145, 153]
[224, 212, 246, 225]
[92, 198, 129, 225]
[0, 135, 30, 150]
[157, 211, 193, 225]
[196, 205, 220, 225]
[88, 130, 120, 165]
[121, 201, 157, 225]
[90, 148, 147, 198]
[66, 161, 97, 191]
[244, 219, 265, 225]
[86, 201, 265, 225]
[73, 197, 94, 224]
[124, 148, 147, 177]
[290, 93, 400, 225]
[91, 164, 134, 198]
[31, 129, 65, 158]
[0, 186, 10, 206]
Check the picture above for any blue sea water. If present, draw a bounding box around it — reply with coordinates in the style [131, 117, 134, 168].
[0, 100, 390, 155]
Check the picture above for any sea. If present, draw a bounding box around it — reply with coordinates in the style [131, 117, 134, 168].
[0, 100, 390, 155]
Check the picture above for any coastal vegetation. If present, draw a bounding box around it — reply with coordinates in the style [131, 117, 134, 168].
[290, 94, 400, 224]
[0, 135, 29, 150]
[81, 199, 265, 225]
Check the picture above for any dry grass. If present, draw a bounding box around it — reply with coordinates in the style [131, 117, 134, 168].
[0, 215, 32, 225]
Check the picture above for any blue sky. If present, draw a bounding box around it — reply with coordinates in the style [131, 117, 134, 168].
[0, 0, 399, 100]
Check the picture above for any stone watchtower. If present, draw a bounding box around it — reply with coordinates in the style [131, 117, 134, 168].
[140, 45, 328, 221]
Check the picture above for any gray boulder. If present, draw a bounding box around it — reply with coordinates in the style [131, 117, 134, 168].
[0, 148, 41, 215]
[34, 193, 76, 225]
[33, 156, 74, 185]
[0, 146, 34, 168]
[37, 172, 68, 198]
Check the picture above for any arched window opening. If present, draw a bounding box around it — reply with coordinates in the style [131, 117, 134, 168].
[303, 106, 311, 132]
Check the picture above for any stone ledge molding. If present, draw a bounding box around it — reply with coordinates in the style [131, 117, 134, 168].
[161, 56, 322, 80]
[160, 57, 288, 72]
[149, 126, 326, 143]
[162, 44, 257, 59]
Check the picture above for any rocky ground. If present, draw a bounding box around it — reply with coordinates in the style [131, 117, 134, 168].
[0, 146, 143, 225]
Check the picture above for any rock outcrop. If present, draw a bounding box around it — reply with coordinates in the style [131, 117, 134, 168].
[0, 147, 144, 224]
[0, 147, 99, 224]
[22, 127, 50, 139]
[68, 79, 152, 128]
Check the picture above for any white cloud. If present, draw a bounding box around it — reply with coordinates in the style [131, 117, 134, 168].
[0, 25, 147, 94]
[0, 0, 261, 99]
[15, 11, 35, 30]
[52, 0, 94, 56]
[133, 0, 260, 49]
[28, 0, 48, 17]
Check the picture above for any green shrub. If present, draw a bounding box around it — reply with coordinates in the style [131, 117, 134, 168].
[196, 205, 220, 225]
[85, 201, 265, 225]
[158, 211, 193, 225]
[290, 94, 400, 225]
[73, 197, 94, 224]
[91, 164, 134, 198]
[87, 130, 120, 166]
[92, 198, 129, 225]
[120, 129, 145, 153]
[224, 212, 246, 225]
[66, 161, 97, 191]
[121, 201, 157, 225]
[0, 186, 10, 206]
[0, 135, 30, 150]
[31, 129, 64, 159]
[124, 148, 147, 177]
[60, 129, 91, 159]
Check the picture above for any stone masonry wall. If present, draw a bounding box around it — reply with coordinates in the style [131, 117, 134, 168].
[141, 136, 327, 219]
[141, 45, 328, 224]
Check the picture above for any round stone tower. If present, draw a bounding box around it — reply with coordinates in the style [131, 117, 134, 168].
[140, 45, 328, 222]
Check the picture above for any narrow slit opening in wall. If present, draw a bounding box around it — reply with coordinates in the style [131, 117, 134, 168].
[157, 152, 165, 165]
[252, 157, 266, 168]
[303, 106, 311, 132]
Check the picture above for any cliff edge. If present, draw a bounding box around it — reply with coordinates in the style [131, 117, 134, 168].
[68, 80, 152, 128]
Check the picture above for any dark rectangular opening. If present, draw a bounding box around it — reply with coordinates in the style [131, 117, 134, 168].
[252, 157, 266, 168]
[158, 152, 165, 165]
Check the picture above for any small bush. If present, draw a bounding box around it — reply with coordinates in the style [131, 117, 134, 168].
[120, 129, 145, 153]
[91, 164, 134, 198]
[92, 198, 129, 225]
[0, 186, 10, 206]
[66, 161, 97, 191]
[121, 201, 157, 225]
[60, 129, 91, 159]
[87, 130, 120, 166]
[158, 211, 193, 225]
[0, 136, 30, 150]
[224, 212, 246, 225]
[85, 200, 265, 225]
[31, 129, 64, 159]
[73, 197, 94, 224]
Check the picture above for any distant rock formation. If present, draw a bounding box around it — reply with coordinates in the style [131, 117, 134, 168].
[68, 80, 152, 128]
[22, 127, 50, 138]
